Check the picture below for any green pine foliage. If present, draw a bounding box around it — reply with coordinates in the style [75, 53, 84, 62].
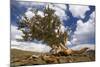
[17, 6, 68, 47]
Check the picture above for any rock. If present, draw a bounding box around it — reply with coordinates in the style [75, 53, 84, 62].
[11, 49, 95, 66]
[42, 54, 59, 64]
[28, 55, 39, 60]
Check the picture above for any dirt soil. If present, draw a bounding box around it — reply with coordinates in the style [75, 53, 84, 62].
[11, 49, 95, 67]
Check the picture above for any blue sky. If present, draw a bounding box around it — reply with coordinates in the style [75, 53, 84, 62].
[11, 1, 95, 51]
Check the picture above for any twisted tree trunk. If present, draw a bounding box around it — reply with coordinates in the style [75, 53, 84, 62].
[50, 43, 89, 55]
[50, 43, 68, 54]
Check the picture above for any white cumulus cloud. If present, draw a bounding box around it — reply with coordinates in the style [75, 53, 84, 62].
[37, 11, 44, 17]
[11, 25, 51, 53]
[11, 41, 51, 53]
[71, 11, 95, 45]
[11, 25, 23, 40]
[53, 4, 67, 10]
[23, 3, 68, 21]
[48, 3, 68, 21]
[71, 44, 95, 50]
[69, 5, 90, 18]
[67, 41, 72, 46]
[59, 24, 66, 33]
[25, 10, 35, 19]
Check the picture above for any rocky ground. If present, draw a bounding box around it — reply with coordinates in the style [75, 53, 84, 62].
[11, 49, 95, 67]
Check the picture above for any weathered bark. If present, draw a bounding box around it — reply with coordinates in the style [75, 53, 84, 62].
[50, 43, 68, 54]
[70, 47, 89, 54]
[57, 47, 89, 56]
[59, 43, 68, 50]
[50, 44, 89, 56]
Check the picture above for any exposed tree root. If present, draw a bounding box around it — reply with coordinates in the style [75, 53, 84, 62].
[56, 47, 89, 56]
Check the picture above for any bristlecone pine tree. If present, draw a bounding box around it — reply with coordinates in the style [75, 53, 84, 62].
[17, 6, 68, 54]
